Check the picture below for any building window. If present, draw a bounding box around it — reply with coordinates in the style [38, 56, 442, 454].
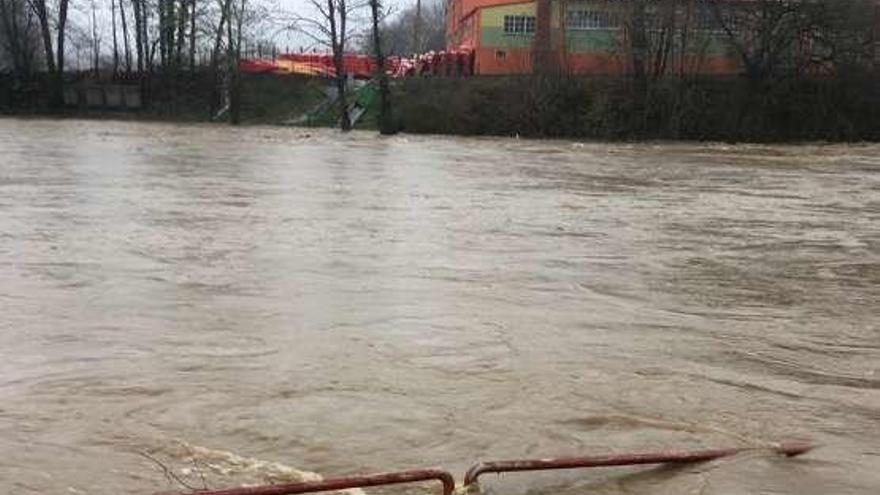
[567, 10, 619, 30]
[503, 15, 536, 35]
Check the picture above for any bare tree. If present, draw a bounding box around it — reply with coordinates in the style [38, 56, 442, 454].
[175, 0, 186, 66]
[620, 0, 680, 82]
[411, 0, 420, 53]
[118, 0, 131, 71]
[0, 0, 42, 80]
[208, 0, 233, 114]
[158, 0, 168, 66]
[110, 0, 119, 72]
[210, 0, 232, 70]
[708, 0, 790, 80]
[362, 0, 444, 55]
[614, 1, 725, 81]
[28, 0, 70, 106]
[226, 0, 246, 123]
[673, 0, 714, 77]
[288, 0, 362, 130]
[704, 0, 878, 81]
[533, 0, 554, 73]
[90, 0, 101, 72]
[131, 0, 146, 71]
[188, 0, 196, 71]
[368, 0, 393, 133]
[790, 0, 878, 74]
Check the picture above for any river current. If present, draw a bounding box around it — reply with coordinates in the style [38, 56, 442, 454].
[1, 118, 878, 494]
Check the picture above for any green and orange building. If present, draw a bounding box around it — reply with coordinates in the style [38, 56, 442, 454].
[446, 0, 745, 75]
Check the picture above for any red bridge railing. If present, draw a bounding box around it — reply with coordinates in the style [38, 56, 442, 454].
[463, 440, 813, 485]
[164, 441, 812, 495]
[169, 468, 455, 495]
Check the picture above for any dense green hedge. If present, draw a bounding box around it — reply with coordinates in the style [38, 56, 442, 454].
[393, 74, 880, 142]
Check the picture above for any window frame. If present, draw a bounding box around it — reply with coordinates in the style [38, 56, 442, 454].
[566, 9, 620, 31]
[503, 14, 536, 35]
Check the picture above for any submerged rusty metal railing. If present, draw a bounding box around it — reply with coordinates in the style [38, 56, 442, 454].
[463, 440, 813, 485]
[166, 440, 812, 495]
[176, 468, 455, 495]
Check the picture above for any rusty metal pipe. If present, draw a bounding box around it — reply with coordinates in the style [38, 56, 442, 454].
[171, 468, 455, 495]
[463, 440, 813, 485]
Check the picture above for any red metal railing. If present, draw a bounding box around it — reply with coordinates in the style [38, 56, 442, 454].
[175, 468, 455, 495]
[463, 440, 813, 485]
[239, 50, 475, 79]
[164, 440, 812, 495]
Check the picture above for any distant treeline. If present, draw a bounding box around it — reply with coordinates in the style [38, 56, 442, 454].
[393, 73, 880, 142]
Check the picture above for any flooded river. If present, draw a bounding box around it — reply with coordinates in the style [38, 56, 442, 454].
[1, 118, 879, 495]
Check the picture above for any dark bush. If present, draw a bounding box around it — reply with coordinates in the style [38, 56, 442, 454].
[393, 72, 880, 142]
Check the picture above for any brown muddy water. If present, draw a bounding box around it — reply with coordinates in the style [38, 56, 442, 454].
[1, 118, 878, 495]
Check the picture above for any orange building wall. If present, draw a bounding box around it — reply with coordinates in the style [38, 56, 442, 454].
[448, 0, 534, 51]
[562, 53, 621, 75]
[448, 0, 522, 50]
[448, 0, 794, 76]
[474, 47, 532, 75]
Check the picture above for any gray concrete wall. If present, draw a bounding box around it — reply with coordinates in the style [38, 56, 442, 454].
[66, 84, 142, 110]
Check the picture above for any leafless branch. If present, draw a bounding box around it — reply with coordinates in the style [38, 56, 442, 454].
[138, 451, 199, 492]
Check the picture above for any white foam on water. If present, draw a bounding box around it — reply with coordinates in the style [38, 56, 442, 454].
[158, 439, 366, 495]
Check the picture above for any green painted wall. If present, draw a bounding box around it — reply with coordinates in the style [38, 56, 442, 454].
[565, 31, 617, 53]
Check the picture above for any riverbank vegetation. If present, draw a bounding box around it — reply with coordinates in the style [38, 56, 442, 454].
[2, 0, 879, 141]
[393, 73, 880, 142]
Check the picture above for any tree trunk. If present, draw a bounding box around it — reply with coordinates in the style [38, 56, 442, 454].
[651, 1, 674, 79]
[334, 57, 350, 131]
[189, 0, 197, 72]
[132, 0, 144, 71]
[211, 0, 231, 69]
[328, 0, 351, 130]
[176, 0, 187, 68]
[158, 0, 167, 66]
[624, 0, 649, 133]
[112, 0, 120, 73]
[142, 1, 153, 70]
[91, 0, 100, 72]
[210, 0, 232, 116]
[412, 0, 421, 53]
[0, 0, 23, 78]
[369, 0, 394, 134]
[628, 0, 648, 83]
[119, 0, 132, 72]
[533, 0, 554, 74]
[55, 0, 69, 107]
[226, 0, 242, 125]
[32, 0, 57, 77]
[32, 0, 69, 107]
